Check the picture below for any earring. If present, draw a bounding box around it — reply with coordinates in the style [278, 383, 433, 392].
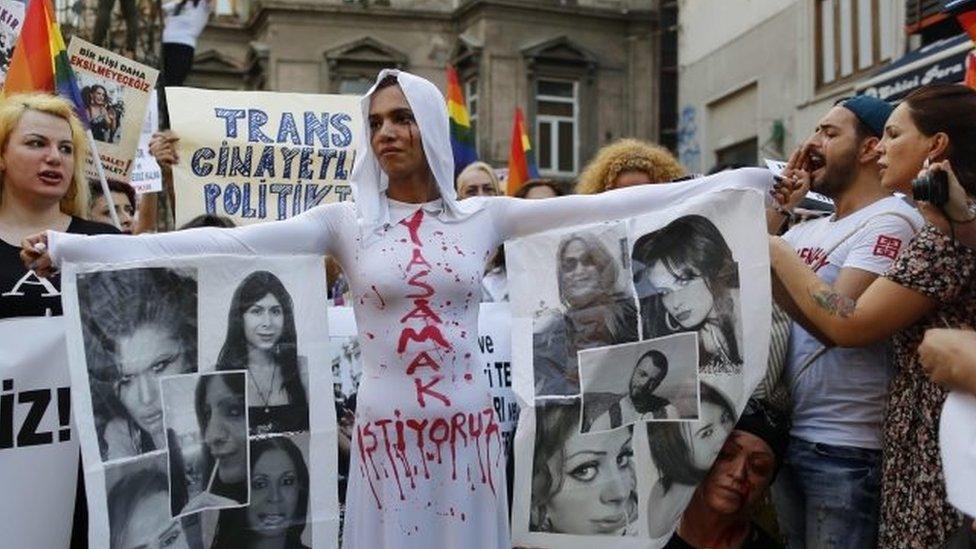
[664, 311, 681, 332]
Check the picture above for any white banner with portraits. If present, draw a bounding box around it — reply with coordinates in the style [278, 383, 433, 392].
[507, 189, 771, 548]
[61, 255, 339, 549]
[0, 316, 79, 549]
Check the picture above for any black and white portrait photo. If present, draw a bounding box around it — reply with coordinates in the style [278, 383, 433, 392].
[104, 452, 198, 549]
[644, 381, 736, 538]
[76, 267, 198, 462]
[632, 215, 744, 374]
[162, 371, 249, 518]
[532, 225, 639, 397]
[79, 75, 125, 144]
[530, 399, 638, 536]
[216, 270, 310, 436]
[580, 333, 700, 433]
[210, 433, 314, 549]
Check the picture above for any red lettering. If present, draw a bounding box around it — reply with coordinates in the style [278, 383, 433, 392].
[406, 270, 435, 298]
[397, 325, 451, 353]
[399, 209, 424, 246]
[406, 248, 432, 272]
[400, 298, 442, 324]
[406, 351, 442, 375]
[414, 375, 451, 408]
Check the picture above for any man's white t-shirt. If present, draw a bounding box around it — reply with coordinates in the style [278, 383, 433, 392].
[783, 195, 923, 450]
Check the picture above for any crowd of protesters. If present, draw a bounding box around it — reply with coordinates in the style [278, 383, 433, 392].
[2, 47, 976, 547]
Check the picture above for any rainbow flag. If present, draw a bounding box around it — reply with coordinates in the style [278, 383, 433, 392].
[4, 0, 88, 124]
[446, 65, 477, 176]
[960, 10, 976, 43]
[966, 51, 976, 90]
[945, 0, 976, 42]
[506, 107, 539, 196]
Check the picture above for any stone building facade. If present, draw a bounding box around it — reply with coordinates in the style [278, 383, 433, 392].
[188, 0, 666, 177]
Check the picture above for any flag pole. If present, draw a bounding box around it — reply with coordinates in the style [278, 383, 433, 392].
[85, 130, 122, 230]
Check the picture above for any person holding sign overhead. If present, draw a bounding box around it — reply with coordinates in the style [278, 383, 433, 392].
[22, 70, 774, 547]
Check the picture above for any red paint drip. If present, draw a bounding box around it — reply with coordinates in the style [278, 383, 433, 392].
[371, 285, 386, 309]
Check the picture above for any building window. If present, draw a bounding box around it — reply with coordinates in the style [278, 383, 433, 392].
[715, 138, 758, 168]
[338, 77, 374, 95]
[815, 0, 895, 88]
[465, 77, 479, 152]
[535, 79, 578, 175]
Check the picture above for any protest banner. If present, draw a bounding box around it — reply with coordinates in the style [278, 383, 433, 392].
[0, 0, 24, 89]
[61, 256, 339, 548]
[0, 316, 79, 548]
[166, 88, 362, 227]
[129, 89, 163, 194]
[507, 189, 771, 547]
[67, 37, 159, 182]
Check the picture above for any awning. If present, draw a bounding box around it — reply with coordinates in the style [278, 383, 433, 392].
[857, 34, 974, 102]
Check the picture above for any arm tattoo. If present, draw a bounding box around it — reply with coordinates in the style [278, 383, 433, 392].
[810, 288, 856, 318]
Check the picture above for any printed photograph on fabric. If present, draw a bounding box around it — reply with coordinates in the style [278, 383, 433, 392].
[214, 270, 310, 436]
[209, 433, 314, 549]
[76, 266, 198, 463]
[104, 451, 201, 549]
[644, 381, 736, 538]
[162, 371, 250, 518]
[632, 215, 744, 375]
[79, 75, 126, 144]
[580, 333, 700, 433]
[532, 224, 639, 397]
[529, 398, 638, 536]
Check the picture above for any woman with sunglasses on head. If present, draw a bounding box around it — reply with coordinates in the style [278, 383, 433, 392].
[22, 70, 772, 548]
[769, 83, 976, 547]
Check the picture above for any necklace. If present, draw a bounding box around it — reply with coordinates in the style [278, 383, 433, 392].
[249, 367, 277, 413]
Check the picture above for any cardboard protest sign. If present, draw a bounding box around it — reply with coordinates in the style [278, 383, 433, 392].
[129, 89, 163, 194]
[507, 190, 771, 547]
[167, 88, 361, 227]
[0, 316, 79, 549]
[0, 0, 24, 90]
[61, 256, 339, 548]
[67, 37, 159, 182]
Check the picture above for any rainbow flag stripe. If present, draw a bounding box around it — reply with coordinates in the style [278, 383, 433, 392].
[446, 65, 477, 176]
[506, 107, 539, 196]
[4, 0, 88, 125]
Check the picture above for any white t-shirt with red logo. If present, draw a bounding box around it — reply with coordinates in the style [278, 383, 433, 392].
[783, 195, 923, 450]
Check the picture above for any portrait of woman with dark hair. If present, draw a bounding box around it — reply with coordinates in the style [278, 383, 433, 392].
[534, 231, 639, 396]
[210, 436, 311, 549]
[632, 215, 743, 374]
[77, 267, 197, 461]
[172, 372, 249, 516]
[82, 83, 121, 144]
[646, 382, 736, 538]
[217, 270, 309, 435]
[108, 465, 192, 549]
[530, 399, 637, 536]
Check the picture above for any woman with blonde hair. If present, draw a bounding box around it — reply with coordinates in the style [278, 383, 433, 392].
[0, 93, 118, 319]
[577, 138, 686, 194]
[456, 160, 501, 198]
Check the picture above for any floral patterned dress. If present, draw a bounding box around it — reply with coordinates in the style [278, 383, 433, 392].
[879, 224, 974, 548]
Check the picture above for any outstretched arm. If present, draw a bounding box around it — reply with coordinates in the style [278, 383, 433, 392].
[488, 168, 774, 241]
[769, 235, 937, 347]
[24, 202, 347, 272]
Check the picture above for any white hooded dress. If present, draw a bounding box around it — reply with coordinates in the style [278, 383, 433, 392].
[48, 71, 774, 548]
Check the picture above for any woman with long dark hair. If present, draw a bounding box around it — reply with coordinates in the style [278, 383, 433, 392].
[633, 215, 743, 373]
[646, 382, 736, 538]
[218, 270, 308, 434]
[211, 436, 311, 549]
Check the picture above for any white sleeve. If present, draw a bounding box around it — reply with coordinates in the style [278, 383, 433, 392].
[49, 202, 346, 266]
[842, 213, 920, 275]
[487, 168, 773, 241]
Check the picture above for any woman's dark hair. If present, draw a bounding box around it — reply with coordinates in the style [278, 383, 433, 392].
[217, 271, 307, 410]
[88, 178, 135, 214]
[108, 466, 173, 549]
[374, 73, 400, 92]
[632, 215, 741, 365]
[514, 179, 565, 199]
[78, 267, 197, 455]
[647, 382, 735, 493]
[194, 372, 246, 495]
[179, 214, 237, 229]
[903, 84, 976, 195]
[211, 436, 310, 549]
[530, 399, 582, 531]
